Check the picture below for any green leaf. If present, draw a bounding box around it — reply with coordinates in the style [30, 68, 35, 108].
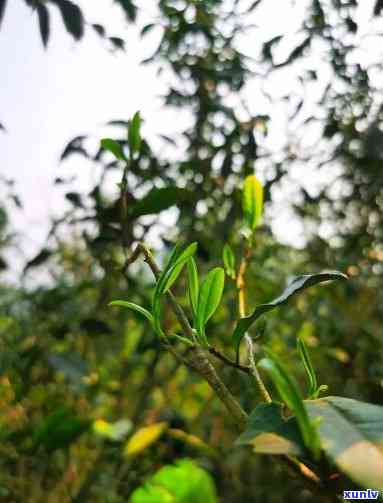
[130, 484, 173, 503]
[101, 138, 126, 161]
[161, 243, 198, 295]
[297, 337, 318, 398]
[32, 408, 90, 452]
[128, 111, 141, 157]
[131, 187, 191, 218]
[187, 257, 199, 318]
[232, 271, 347, 360]
[258, 356, 320, 458]
[130, 459, 217, 503]
[305, 396, 383, 490]
[196, 267, 225, 344]
[236, 402, 304, 456]
[109, 301, 154, 325]
[141, 23, 156, 36]
[222, 244, 236, 279]
[152, 243, 198, 335]
[242, 174, 263, 231]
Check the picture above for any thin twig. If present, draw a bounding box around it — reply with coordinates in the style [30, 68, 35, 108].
[245, 334, 272, 402]
[209, 347, 251, 375]
[236, 242, 271, 402]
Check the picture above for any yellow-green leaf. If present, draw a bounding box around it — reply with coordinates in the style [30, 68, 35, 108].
[124, 422, 168, 458]
[222, 244, 236, 279]
[242, 174, 263, 230]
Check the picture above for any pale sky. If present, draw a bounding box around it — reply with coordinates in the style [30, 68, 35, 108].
[0, 0, 380, 280]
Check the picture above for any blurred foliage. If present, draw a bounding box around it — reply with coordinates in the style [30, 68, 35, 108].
[0, 0, 136, 47]
[1, 0, 383, 501]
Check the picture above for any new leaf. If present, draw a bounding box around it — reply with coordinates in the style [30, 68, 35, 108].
[242, 175, 263, 231]
[196, 267, 225, 345]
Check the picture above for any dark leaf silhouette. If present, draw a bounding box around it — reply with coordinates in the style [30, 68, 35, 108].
[109, 37, 125, 51]
[80, 318, 112, 334]
[275, 37, 311, 68]
[24, 249, 52, 271]
[140, 23, 156, 37]
[374, 0, 383, 16]
[247, 0, 263, 12]
[65, 192, 83, 208]
[60, 136, 88, 161]
[262, 35, 283, 62]
[50, 0, 84, 40]
[0, 0, 6, 27]
[0, 256, 7, 270]
[115, 0, 137, 22]
[92, 23, 105, 37]
[36, 3, 50, 47]
[131, 187, 192, 218]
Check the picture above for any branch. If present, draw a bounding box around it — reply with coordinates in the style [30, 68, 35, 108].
[125, 242, 248, 430]
[209, 347, 251, 375]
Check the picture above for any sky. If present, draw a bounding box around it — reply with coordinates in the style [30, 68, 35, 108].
[0, 0, 177, 276]
[0, 0, 380, 280]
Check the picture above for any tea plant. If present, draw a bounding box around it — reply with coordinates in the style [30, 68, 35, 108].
[107, 115, 383, 500]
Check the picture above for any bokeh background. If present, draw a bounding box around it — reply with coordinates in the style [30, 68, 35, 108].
[1, 1, 383, 501]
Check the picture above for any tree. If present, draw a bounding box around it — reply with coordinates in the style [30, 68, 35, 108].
[1, 1, 383, 501]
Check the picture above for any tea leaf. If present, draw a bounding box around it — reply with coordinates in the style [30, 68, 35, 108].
[128, 111, 141, 157]
[305, 396, 383, 490]
[101, 138, 126, 161]
[187, 257, 199, 317]
[258, 356, 320, 458]
[130, 459, 218, 503]
[236, 402, 304, 456]
[152, 243, 198, 335]
[124, 422, 168, 458]
[196, 267, 225, 344]
[109, 301, 154, 325]
[242, 175, 263, 231]
[297, 336, 318, 398]
[222, 244, 236, 279]
[233, 271, 347, 359]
